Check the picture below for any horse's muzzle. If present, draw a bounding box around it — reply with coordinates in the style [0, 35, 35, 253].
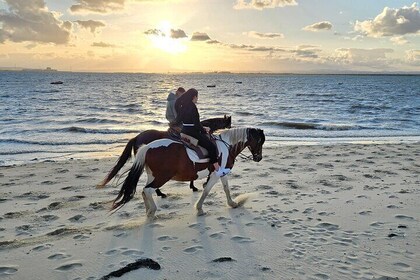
[253, 154, 262, 162]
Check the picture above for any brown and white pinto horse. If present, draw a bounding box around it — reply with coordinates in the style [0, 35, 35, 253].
[97, 115, 232, 198]
[111, 127, 265, 217]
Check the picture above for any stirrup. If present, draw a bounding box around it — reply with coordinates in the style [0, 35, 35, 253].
[216, 168, 231, 177]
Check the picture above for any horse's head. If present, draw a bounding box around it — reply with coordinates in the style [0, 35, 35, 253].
[224, 114, 232, 129]
[246, 128, 265, 162]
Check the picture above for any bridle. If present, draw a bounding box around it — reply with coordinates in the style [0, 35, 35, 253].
[212, 128, 262, 161]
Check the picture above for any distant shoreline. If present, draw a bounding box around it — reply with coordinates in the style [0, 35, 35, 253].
[1, 69, 419, 76]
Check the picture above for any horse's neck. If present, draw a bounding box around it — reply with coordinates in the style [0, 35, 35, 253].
[228, 141, 247, 159]
[220, 129, 248, 159]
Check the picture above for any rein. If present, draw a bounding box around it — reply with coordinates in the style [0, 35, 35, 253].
[212, 133, 252, 161]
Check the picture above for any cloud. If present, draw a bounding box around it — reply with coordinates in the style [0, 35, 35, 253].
[405, 49, 420, 65]
[354, 3, 420, 37]
[70, 0, 125, 14]
[234, 0, 298, 10]
[295, 45, 320, 56]
[191, 32, 211, 41]
[170, 29, 187, 39]
[332, 48, 394, 67]
[91, 41, 116, 47]
[303, 21, 333, 32]
[246, 31, 284, 39]
[144, 28, 187, 39]
[144, 28, 164, 36]
[390, 36, 409, 45]
[207, 40, 221, 44]
[0, 0, 72, 44]
[75, 20, 105, 33]
[0, 30, 6, 43]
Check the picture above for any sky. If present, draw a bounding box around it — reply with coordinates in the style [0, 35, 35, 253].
[0, 0, 419, 73]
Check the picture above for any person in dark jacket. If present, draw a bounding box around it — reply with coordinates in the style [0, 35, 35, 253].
[175, 88, 230, 177]
[166, 87, 185, 125]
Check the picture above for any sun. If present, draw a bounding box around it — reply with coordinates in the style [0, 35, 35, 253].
[149, 21, 187, 54]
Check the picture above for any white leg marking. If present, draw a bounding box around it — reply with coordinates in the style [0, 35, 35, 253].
[142, 191, 150, 213]
[143, 187, 157, 218]
[195, 173, 219, 216]
[221, 176, 238, 208]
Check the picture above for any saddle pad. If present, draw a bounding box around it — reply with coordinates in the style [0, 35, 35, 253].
[147, 139, 209, 163]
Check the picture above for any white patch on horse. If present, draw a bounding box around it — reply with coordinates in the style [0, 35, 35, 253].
[145, 166, 155, 185]
[186, 149, 209, 163]
[216, 140, 229, 169]
[196, 168, 211, 180]
[148, 139, 179, 149]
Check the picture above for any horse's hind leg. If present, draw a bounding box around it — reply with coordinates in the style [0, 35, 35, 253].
[155, 188, 167, 198]
[189, 181, 198, 192]
[143, 185, 157, 218]
[143, 171, 172, 218]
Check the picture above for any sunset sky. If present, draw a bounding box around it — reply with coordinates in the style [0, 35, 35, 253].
[0, 0, 419, 73]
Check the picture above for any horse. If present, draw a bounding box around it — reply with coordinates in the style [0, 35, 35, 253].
[97, 115, 231, 198]
[111, 127, 265, 217]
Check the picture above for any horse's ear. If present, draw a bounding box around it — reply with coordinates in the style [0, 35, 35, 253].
[224, 114, 227, 119]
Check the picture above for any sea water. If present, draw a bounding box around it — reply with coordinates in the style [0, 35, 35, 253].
[0, 71, 419, 165]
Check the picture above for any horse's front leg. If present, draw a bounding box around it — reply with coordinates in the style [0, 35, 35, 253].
[195, 174, 218, 216]
[221, 176, 238, 208]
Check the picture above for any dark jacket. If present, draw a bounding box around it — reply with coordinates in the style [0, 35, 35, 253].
[176, 102, 206, 135]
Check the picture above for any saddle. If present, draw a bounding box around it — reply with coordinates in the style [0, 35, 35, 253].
[180, 133, 217, 162]
[165, 128, 221, 164]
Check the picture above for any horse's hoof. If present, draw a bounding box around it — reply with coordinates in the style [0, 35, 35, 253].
[96, 182, 106, 188]
[146, 216, 156, 222]
[191, 186, 198, 192]
[197, 209, 206, 216]
[156, 190, 167, 198]
[146, 208, 156, 218]
[230, 202, 239, 208]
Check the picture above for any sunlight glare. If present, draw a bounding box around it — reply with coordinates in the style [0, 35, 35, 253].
[150, 21, 187, 54]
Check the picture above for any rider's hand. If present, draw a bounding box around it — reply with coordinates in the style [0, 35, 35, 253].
[204, 126, 211, 133]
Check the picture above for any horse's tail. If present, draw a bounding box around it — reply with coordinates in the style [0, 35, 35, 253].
[96, 137, 137, 188]
[111, 144, 150, 211]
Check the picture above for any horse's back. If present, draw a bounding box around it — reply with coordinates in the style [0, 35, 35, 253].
[135, 129, 168, 147]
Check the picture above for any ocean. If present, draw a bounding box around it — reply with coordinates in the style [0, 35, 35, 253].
[1, 71, 419, 166]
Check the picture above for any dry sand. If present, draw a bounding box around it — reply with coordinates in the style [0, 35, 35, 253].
[0, 142, 419, 280]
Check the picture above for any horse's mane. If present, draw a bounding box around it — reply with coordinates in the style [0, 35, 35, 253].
[217, 127, 248, 145]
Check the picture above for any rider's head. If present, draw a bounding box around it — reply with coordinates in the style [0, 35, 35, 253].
[176, 87, 186, 97]
[183, 88, 198, 102]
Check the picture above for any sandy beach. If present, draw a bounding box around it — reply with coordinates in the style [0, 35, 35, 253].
[0, 142, 419, 280]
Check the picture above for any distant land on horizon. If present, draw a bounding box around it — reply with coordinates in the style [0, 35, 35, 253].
[0, 67, 419, 76]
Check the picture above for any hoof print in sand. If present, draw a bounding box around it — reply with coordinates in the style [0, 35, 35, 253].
[55, 261, 83, 271]
[68, 214, 86, 222]
[183, 245, 203, 254]
[0, 266, 18, 276]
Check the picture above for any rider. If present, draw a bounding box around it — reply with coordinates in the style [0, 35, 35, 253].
[175, 88, 230, 177]
[166, 87, 185, 131]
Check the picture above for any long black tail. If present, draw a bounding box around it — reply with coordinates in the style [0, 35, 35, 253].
[111, 145, 149, 211]
[97, 137, 137, 188]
